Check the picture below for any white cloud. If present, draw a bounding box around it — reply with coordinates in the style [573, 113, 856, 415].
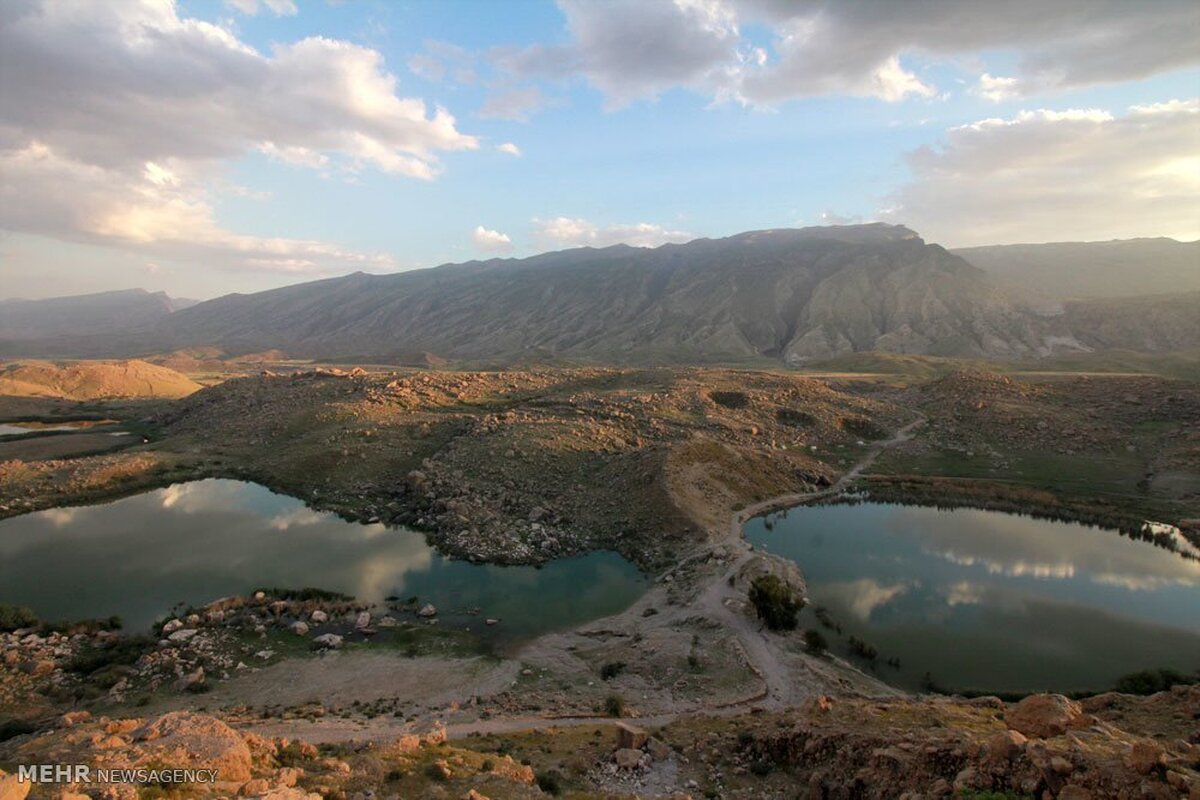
[883, 100, 1200, 246]
[479, 86, 548, 121]
[496, 142, 522, 157]
[0, 0, 479, 276]
[0, 141, 393, 275]
[488, 0, 1199, 109]
[226, 0, 298, 16]
[975, 73, 1020, 103]
[532, 217, 693, 249]
[472, 225, 513, 253]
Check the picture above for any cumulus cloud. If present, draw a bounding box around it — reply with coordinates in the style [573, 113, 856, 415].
[532, 217, 693, 249]
[471, 225, 513, 253]
[496, 142, 522, 156]
[0, 0, 478, 275]
[487, 0, 1199, 108]
[884, 99, 1200, 245]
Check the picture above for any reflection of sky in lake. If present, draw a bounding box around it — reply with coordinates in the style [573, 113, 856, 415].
[0, 480, 647, 640]
[0, 422, 101, 436]
[746, 503, 1200, 692]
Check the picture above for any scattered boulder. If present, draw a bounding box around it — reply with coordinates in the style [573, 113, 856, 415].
[289, 621, 309, 636]
[161, 619, 184, 636]
[614, 748, 644, 769]
[1127, 740, 1166, 774]
[131, 712, 252, 783]
[354, 611, 371, 629]
[309, 610, 328, 624]
[312, 633, 343, 649]
[985, 729, 1027, 764]
[418, 604, 438, 618]
[1005, 693, 1083, 738]
[0, 769, 31, 800]
[647, 737, 672, 761]
[615, 721, 648, 750]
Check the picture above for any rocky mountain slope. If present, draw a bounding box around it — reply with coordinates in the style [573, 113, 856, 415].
[953, 237, 1200, 302]
[122, 224, 1047, 364]
[4, 227, 1195, 364]
[0, 288, 188, 341]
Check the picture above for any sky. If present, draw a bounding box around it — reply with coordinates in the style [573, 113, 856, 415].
[1, 0, 1197, 301]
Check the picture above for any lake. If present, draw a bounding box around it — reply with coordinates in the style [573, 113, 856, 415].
[745, 502, 1200, 693]
[0, 479, 647, 642]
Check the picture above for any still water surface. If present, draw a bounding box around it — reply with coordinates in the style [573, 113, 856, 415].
[0, 479, 647, 642]
[745, 502, 1200, 693]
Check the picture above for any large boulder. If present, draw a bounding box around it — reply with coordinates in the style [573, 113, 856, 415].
[1005, 694, 1083, 738]
[131, 712, 252, 782]
[615, 721, 648, 750]
[0, 769, 31, 800]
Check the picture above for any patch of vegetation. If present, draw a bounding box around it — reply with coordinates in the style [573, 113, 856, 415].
[847, 635, 879, 662]
[253, 587, 352, 602]
[804, 628, 828, 655]
[748, 574, 803, 631]
[604, 693, 626, 717]
[599, 661, 626, 680]
[710, 391, 749, 409]
[1113, 668, 1199, 695]
[0, 604, 39, 632]
[536, 768, 564, 795]
[775, 407, 816, 427]
[66, 635, 154, 676]
[838, 416, 886, 440]
[0, 719, 37, 743]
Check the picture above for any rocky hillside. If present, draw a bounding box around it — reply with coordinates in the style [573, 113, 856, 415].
[1063, 291, 1200, 353]
[0, 359, 201, 399]
[0, 288, 187, 342]
[82, 224, 1048, 364]
[954, 237, 1200, 302]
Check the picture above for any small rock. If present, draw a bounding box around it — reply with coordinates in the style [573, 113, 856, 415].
[289, 621, 309, 636]
[614, 748, 644, 769]
[1005, 694, 1083, 738]
[161, 619, 184, 635]
[309, 610, 328, 624]
[355, 611, 371, 629]
[418, 604, 438, 618]
[1127, 740, 1166, 774]
[312, 634, 343, 649]
[615, 721, 648, 750]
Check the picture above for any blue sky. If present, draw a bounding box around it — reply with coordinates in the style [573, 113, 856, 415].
[1, 0, 1197, 299]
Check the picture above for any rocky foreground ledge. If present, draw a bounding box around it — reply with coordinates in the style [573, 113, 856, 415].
[1, 687, 1197, 799]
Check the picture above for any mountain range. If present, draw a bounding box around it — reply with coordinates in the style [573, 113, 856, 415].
[1, 225, 1195, 365]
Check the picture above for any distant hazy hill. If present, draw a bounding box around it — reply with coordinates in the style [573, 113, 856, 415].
[953, 238, 1200, 301]
[0, 288, 187, 340]
[1063, 291, 1200, 352]
[146, 224, 1046, 364]
[0, 359, 201, 399]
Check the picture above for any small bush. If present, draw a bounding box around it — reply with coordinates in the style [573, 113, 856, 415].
[604, 693, 625, 717]
[253, 587, 351, 602]
[600, 661, 626, 680]
[0, 720, 37, 742]
[748, 575, 802, 631]
[775, 408, 816, 427]
[66, 636, 154, 676]
[804, 629, 828, 655]
[536, 769, 564, 795]
[1114, 668, 1197, 695]
[710, 391, 749, 409]
[0, 604, 39, 632]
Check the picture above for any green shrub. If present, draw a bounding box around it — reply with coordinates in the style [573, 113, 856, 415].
[604, 693, 625, 717]
[710, 391, 749, 409]
[536, 769, 564, 795]
[1113, 668, 1197, 695]
[804, 628, 828, 655]
[748, 575, 802, 631]
[0, 604, 39, 632]
[0, 719, 37, 742]
[600, 661, 626, 680]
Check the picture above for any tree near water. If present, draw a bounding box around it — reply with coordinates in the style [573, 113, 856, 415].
[748, 574, 803, 631]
